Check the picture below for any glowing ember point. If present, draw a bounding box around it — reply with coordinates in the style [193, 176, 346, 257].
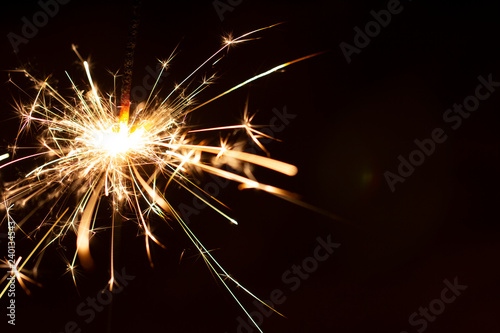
[91, 122, 146, 157]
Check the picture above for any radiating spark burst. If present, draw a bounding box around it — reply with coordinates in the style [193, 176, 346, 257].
[0, 256, 41, 296]
[0, 24, 318, 330]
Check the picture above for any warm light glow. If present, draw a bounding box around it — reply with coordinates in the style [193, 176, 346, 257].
[91, 123, 147, 157]
[0, 24, 317, 332]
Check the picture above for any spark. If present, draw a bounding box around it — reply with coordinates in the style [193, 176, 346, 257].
[0, 256, 42, 296]
[0, 24, 318, 331]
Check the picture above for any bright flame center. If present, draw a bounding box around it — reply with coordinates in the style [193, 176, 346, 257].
[93, 122, 146, 157]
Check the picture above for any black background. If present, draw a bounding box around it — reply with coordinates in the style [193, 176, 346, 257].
[0, 0, 499, 332]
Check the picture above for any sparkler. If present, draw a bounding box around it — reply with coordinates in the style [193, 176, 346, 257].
[0, 23, 319, 331]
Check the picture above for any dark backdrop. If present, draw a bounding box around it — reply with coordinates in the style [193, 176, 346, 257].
[0, 1, 499, 332]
